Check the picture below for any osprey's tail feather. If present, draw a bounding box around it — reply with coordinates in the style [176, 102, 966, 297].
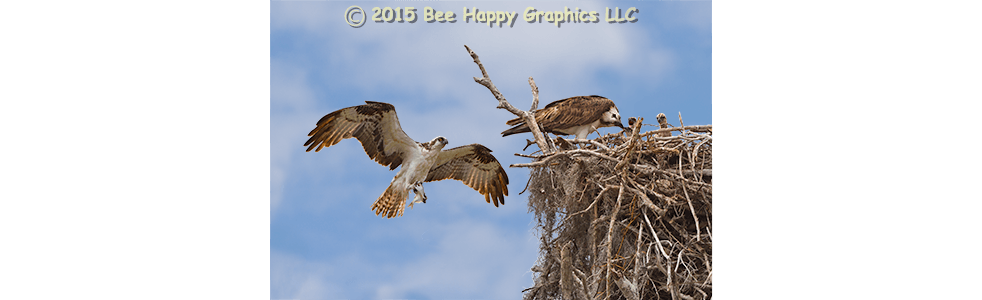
[505, 116, 523, 126]
[371, 184, 407, 218]
[501, 124, 531, 137]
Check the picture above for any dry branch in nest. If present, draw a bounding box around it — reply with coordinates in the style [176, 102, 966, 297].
[464, 45, 712, 300]
[465, 45, 555, 154]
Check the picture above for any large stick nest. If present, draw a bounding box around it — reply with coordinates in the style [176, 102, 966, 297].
[461, 44, 711, 300]
[519, 118, 712, 300]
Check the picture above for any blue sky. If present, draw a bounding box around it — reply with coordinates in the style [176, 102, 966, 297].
[271, 1, 710, 299]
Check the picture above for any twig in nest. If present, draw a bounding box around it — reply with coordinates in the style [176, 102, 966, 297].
[616, 117, 643, 170]
[567, 138, 611, 152]
[616, 277, 640, 300]
[636, 148, 681, 156]
[514, 153, 541, 159]
[554, 136, 575, 151]
[635, 165, 713, 189]
[605, 184, 625, 300]
[643, 212, 671, 261]
[682, 182, 700, 241]
[564, 185, 610, 222]
[639, 125, 713, 138]
[560, 241, 574, 300]
[523, 139, 536, 151]
[519, 173, 534, 195]
[510, 149, 619, 168]
[691, 137, 711, 181]
[640, 190, 669, 216]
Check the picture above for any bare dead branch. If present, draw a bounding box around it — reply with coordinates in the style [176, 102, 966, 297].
[464, 45, 554, 154]
[605, 185, 625, 300]
[640, 125, 713, 138]
[511, 149, 620, 168]
[514, 153, 541, 159]
[564, 185, 610, 222]
[523, 139, 537, 152]
[615, 277, 640, 300]
[616, 117, 643, 170]
[682, 182, 700, 241]
[567, 138, 611, 152]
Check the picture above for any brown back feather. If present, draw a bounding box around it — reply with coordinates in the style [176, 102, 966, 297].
[500, 95, 615, 137]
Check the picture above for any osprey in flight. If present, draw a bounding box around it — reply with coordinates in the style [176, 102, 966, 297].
[304, 101, 509, 218]
[501, 95, 626, 140]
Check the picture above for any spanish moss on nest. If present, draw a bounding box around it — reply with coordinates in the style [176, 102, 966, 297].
[518, 117, 712, 300]
[463, 45, 711, 300]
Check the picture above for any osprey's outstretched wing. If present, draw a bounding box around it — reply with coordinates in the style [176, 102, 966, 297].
[304, 101, 417, 170]
[425, 144, 509, 207]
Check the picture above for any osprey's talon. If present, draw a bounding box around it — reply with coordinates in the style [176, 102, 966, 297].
[410, 181, 427, 209]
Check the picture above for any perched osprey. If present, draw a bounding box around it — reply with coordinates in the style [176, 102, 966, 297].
[501, 95, 626, 140]
[304, 101, 509, 218]
[655, 113, 671, 137]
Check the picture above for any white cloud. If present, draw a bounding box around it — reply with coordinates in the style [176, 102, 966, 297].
[374, 219, 540, 299]
[657, 2, 712, 32]
[270, 253, 309, 296]
[271, 251, 338, 299]
[271, 219, 539, 299]
[271, 2, 679, 102]
[270, 58, 320, 215]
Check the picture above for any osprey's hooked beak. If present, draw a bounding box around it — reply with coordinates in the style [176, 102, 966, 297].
[437, 136, 448, 145]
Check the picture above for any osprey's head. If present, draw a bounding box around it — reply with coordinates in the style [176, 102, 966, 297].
[603, 106, 627, 130]
[426, 136, 449, 150]
[656, 113, 668, 127]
